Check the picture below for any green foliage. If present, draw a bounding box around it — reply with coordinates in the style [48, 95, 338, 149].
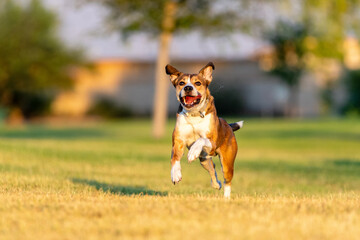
[10, 91, 53, 119]
[84, 0, 245, 38]
[342, 69, 360, 115]
[266, 21, 308, 86]
[265, 0, 360, 87]
[301, 0, 360, 59]
[0, 0, 86, 119]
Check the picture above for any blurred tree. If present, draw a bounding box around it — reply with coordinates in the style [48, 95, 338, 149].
[273, 0, 360, 61]
[82, 0, 259, 138]
[265, 21, 308, 116]
[301, 0, 360, 59]
[0, 0, 85, 124]
[266, 21, 308, 87]
[263, 0, 360, 116]
[302, 0, 360, 115]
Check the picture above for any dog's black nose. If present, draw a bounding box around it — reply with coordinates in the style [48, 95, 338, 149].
[184, 86, 193, 92]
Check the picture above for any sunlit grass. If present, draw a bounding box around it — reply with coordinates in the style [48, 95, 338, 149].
[0, 118, 360, 239]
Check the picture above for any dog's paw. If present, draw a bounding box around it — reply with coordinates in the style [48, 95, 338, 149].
[224, 185, 231, 199]
[211, 179, 222, 190]
[171, 161, 182, 184]
[187, 141, 203, 162]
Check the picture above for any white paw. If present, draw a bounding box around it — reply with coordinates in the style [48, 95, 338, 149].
[188, 141, 204, 162]
[171, 161, 182, 184]
[224, 185, 231, 199]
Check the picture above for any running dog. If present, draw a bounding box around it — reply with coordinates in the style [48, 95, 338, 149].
[166, 62, 243, 198]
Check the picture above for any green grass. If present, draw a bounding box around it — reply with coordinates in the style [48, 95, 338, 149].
[1, 118, 360, 239]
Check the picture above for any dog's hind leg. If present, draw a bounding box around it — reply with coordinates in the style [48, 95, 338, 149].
[218, 138, 238, 199]
[200, 156, 221, 190]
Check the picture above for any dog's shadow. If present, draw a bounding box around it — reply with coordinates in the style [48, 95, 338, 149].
[72, 178, 167, 196]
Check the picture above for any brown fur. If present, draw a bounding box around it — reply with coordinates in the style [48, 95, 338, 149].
[166, 62, 241, 197]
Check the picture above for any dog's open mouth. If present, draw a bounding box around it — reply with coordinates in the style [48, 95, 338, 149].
[180, 94, 202, 108]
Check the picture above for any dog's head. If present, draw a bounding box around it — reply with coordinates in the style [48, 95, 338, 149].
[165, 62, 215, 111]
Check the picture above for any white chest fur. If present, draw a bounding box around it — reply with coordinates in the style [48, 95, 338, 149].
[176, 112, 212, 147]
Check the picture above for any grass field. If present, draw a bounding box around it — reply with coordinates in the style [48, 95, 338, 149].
[1, 118, 360, 240]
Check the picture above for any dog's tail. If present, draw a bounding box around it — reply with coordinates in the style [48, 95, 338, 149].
[229, 121, 244, 132]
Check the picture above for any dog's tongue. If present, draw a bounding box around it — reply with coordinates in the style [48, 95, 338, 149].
[185, 95, 202, 105]
[185, 96, 197, 105]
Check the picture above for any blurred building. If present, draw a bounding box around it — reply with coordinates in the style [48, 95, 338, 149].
[47, 1, 360, 118]
[52, 58, 289, 117]
[48, 0, 291, 117]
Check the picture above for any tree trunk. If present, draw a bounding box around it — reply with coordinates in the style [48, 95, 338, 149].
[152, 1, 177, 138]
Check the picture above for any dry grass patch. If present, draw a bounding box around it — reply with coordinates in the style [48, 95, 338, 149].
[1, 191, 359, 240]
[0, 119, 360, 239]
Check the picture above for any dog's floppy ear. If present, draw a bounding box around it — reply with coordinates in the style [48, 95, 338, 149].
[165, 64, 182, 86]
[199, 62, 215, 85]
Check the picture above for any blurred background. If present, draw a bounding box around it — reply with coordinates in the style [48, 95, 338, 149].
[1, 0, 360, 137]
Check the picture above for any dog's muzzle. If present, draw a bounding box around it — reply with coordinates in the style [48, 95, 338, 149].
[180, 94, 202, 108]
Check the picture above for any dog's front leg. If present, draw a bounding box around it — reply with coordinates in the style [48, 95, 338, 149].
[171, 138, 185, 184]
[188, 138, 212, 163]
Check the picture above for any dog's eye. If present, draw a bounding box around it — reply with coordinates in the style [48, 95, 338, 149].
[195, 82, 201, 86]
[179, 82, 185, 86]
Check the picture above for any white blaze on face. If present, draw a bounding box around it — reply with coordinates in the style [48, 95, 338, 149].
[180, 76, 196, 98]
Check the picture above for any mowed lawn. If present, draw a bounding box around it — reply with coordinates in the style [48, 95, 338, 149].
[0, 118, 360, 240]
